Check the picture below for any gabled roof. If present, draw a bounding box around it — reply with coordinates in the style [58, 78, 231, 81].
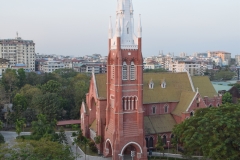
[144, 114, 176, 134]
[191, 76, 217, 98]
[143, 73, 193, 103]
[171, 91, 196, 116]
[90, 119, 97, 132]
[94, 73, 215, 103]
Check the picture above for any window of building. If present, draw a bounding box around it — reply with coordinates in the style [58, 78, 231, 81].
[145, 138, 149, 148]
[190, 111, 194, 117]
[152, 106, 156, 114]
[127, 28, 129, 34]
[122, 61, 128, 80]
[130, 61, 135, 80]
[164, 105, 168, 113]
[149, 137, 153, 148]
[162, 135, 167, 145]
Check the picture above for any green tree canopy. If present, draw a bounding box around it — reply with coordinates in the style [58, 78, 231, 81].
[222, 92, 232, 104]
[17, 68, 26, 88]
[214, 70, 235, 80]
[0, 139, 75, 160]
[32, 93, 62, 121]
[172, 104, 240, 160]
[41, 80, 62, 94]
[31, 114, 56, 140]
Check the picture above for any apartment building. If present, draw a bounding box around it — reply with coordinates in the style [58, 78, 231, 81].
[208, 51, 231, 66]
[0, 58, 10, 78]
[0, 36, 36, 71]
[42, 61, 65, 73]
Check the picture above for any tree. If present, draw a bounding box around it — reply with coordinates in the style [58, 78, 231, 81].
[155, 135, 164, 160]
[13, 93, 27, 119]
[214, 70, 235, 80]
[17, 68, 26, 88]
[41, 80, 62, 94]
[15, 119, 26, 136]
[1, 69, 18, 103]
[58, 127, 68, 144]
[31, 114, 56, 140]
[0, 139, 75, 160]
[172, 104, 240, 160]
[32, 93, 62, 121]
[222, 92, 232, 104]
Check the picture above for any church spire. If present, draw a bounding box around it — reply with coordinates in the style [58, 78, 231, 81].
[116, 17, 121, 37]
[138, 14, 142, 38]
[108, 16, 113, 39]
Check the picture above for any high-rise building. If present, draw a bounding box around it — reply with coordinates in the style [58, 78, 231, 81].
[208, 51, 231, 66]
[0, 35, 36, 71]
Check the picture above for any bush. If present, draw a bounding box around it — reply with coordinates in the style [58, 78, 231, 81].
[0, 133, 5, 143]
[88, 140, 98, 152]
[71, 132, 77, 137]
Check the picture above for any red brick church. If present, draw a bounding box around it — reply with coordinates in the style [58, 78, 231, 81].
[80, 0, 222, 159]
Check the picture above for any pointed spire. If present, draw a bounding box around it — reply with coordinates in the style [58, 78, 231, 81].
[138, 14, 142, 38]
[108, 16, 113, 39]
[116, 18, 121, 37]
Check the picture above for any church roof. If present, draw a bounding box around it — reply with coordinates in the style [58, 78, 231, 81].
[89, 119, 97, 133]
[94, 73, 216, 103]
[171, 91, 196, 116]
[144, 114, 176, 134]
[191, 76, 217, 98]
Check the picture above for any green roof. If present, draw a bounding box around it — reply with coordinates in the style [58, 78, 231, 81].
[95, 74, 107, 99]
[144, 114, 176, 134]
[94, 73, 216, 102]
[89, 119, 97, 132]
[192, 76, 217, 98]
[172, 91, 196, 116]
[143, 72, 192, 103]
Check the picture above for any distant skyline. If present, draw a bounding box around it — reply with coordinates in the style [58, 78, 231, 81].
[0, 0, 239, 57]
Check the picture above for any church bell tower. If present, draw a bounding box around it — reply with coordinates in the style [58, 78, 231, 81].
[104, 0, 147, 159]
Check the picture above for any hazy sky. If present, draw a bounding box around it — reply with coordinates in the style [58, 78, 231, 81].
[0, 0, 240, 57]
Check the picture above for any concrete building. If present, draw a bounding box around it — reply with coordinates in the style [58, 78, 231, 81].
[41, 61, 65, 73]
[208, 51, 231, 66]
[235, 55, 240, 66]
[0, 35, 36, 71]
[0, 58, 10, 78]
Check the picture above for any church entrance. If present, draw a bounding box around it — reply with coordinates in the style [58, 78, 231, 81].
[120, 142, 143, 160]
[123, 144, 136, 160]
[105, 140, 113, 157]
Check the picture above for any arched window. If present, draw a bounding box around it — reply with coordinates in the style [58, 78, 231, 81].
[162, 135, 167, 145]
[152, 106, 156, 114]
[127, 27, 129, 34]
[130, 61, 135, 80]
[149, 137, 154, 148]
[190, 111, 194, 117]
[122, 61, 128, 80]
[164, 105, 168, 113]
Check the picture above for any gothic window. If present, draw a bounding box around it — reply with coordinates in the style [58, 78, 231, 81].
[130, 61, 135, 80]
[111, 66, 115, 79]
[122, 61, 128, 80]
[190, 111, 194, 117]
[152, 106, 156, 114]
[127, 28, 129, 34]
[164, 105, 169, 113]
[149, 137, 154, 148]
[162, 135, 167, 145]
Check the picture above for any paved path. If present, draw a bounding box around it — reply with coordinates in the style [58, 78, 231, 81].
[65, 131, 112, 160]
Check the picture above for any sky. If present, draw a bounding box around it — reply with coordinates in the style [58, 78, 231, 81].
[0, 0, 240, 57]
